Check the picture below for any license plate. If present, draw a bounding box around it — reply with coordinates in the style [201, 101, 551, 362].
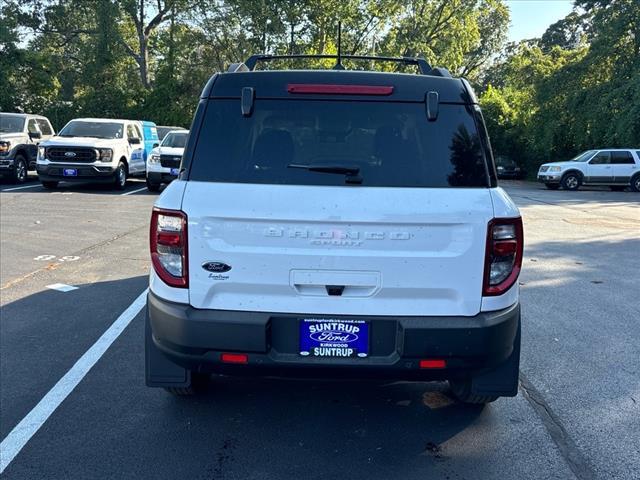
[63, 168, 77, 177]
[299, 319, 369, 358]
[170, 168, 179, 175]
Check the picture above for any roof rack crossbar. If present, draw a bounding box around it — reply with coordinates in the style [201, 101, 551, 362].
[243, 54, 432, 75]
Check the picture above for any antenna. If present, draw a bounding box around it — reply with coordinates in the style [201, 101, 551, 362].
[334, 22, 345, 70]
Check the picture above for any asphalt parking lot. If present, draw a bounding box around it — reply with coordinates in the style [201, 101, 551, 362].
[1, 176, 638, 479]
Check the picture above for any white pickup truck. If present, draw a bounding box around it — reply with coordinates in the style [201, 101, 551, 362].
[36, 118, 147, 190]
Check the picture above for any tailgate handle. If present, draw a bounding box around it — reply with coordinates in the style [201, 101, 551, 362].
[326, 285, 345, 296]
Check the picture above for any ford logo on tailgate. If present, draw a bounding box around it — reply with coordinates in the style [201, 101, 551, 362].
[201, 262, 231, 273]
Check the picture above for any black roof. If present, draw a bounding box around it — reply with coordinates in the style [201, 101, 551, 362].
[202, 70, 475, 104]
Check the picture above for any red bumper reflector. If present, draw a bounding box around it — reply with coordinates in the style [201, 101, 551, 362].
[221, 353, 248, 364]
[287, 84, 394, 95]
[419, 359, 446, 369]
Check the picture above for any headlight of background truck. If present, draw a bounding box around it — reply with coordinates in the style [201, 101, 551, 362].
[548, 166, 562, 172]
[148, 154, 160, 164]
[0, 141, 11, 155]
[98, 148, 113, 162]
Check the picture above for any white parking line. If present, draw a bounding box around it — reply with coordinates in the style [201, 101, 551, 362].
[0, 288, 148, 473]
[121, 186, 147, 196]
[1, 184, 42, 192]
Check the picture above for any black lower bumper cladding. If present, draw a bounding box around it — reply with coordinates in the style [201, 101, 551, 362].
[146, 291, 520, 395]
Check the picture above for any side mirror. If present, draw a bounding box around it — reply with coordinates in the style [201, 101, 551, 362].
[153, 143, 159, 148]
[30, 131, 42, 139]
[129, 137, 141, 145]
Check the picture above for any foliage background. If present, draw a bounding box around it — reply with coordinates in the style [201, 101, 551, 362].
[1, 0, 638, 175]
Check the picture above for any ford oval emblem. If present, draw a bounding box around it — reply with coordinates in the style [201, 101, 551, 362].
[202, 262, 231, 273]
[65, 151, 76, 157]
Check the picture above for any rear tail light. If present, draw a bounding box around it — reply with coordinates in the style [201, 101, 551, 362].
[150, 208, 188, 288]
[483, 217, 523, 296]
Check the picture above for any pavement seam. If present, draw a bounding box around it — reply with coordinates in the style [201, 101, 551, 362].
[0, 224, 148, 291]
[519, 372, 597, 480]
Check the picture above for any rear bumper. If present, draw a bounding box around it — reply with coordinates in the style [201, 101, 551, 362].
[37, 163, 117, 183]
[147, 291, 520, 381]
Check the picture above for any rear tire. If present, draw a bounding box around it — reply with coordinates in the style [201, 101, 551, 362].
[449, 380, 499, 404]
[561, 172, 581, 191]
[12, 155, 28, 183]
[146, 178, 161, 192]
[114, 161, 127, 190]
[544, 183, 560, 190]
[163, 373, 210, 396]
[631, 174, 640, 192]
[41, 181, 58, 189]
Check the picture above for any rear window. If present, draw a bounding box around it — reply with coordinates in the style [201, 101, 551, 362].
[189, 100, 489, 187]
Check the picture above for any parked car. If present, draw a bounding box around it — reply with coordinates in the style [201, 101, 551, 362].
[36, 118, 146, 190]
[0, 112, 55, 183]
[538, 149, 640, 191]
[495, 155, 525, 179]
[146, 129, 189, 192]
[156, 125, 186, 141]
[145, 54, 523, 404]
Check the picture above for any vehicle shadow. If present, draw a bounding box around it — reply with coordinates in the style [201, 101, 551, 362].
[1, 280, 563, 479]
[0, 177, 158, 195]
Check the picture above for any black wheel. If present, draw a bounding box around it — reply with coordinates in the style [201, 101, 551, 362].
[561, 172, 581, 191]
[449, 380, 499, 404]
[545, 183, 560, 190]
[631, 174, 640, 192]
[163, 373, 210, 396]
[609, 186, 626, 192]
[114, 161, 127, 190]
[146, 177, 161, 192]
[41, 181, 58, 189]
[12, 154, 28, 184]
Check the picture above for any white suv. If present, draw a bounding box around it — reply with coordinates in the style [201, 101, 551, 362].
[146, 130, 189, 192]
[538, 149, 640, 191]
[37, 118, 146, 190]
[145, 55, 524, 404]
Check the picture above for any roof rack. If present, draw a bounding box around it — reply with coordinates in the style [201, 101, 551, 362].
[239, 54, 437, 76]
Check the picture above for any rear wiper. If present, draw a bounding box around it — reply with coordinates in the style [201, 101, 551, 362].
[287, 163, 362, 184]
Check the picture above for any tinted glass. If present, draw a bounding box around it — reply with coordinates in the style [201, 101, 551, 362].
[190, 100, 488, 187]
[0, 114, 25, 133]
[60, 121, 124, 139]
[157, 126, 184, 140]
[610, 151, 634, 164]
[589, 152, 610, 165]
[496, 157, 516, 167]
[36, 119, 53, 135]
[162, 132, 188, 148]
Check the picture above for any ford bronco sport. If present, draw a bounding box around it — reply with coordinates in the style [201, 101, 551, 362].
[146, 54, 523, 404]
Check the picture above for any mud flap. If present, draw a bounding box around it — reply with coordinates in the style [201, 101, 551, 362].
[145, 308, 191, 388]
[470, 315, 521, 397]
